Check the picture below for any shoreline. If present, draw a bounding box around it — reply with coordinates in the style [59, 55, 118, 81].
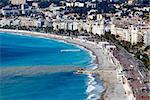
[0, 29, 129, 100]
[1, 30, 98, 64]
[0, 30, 98, 69]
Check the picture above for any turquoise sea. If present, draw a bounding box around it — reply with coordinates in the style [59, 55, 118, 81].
[0, 32, 103, 100]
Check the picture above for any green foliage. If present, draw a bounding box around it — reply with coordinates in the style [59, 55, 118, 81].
[141, 54, 150, 69]
[44, 26, 53, 33]
[120, 40, 132, 51]
[144, 46, 150, 51]
[135, 51, 150, 70]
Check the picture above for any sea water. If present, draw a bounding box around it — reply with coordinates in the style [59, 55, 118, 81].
[0, 32, 103, 100]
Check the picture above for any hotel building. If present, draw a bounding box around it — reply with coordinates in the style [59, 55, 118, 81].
[144, 31, 150, 46]
[110, 23, 144, 45]
[52, 19, 105, 36]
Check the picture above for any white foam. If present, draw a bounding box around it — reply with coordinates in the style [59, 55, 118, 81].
[87, 94, 96, 100]
[91, 81, 97, 85]
[88, 78, 97, 86]
[94, 85, 104, 93]
[86, 73, 104, 100]
[88, 74, 95, 81]
[92, 65, 98, 69]
[86, 85, 95, 93]
[88, 79, 94, 85]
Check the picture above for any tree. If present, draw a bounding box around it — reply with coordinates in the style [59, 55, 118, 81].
[135, 51, 150, 70]
[137, 42, 144, 47]
[144, 46, 150, 51]
[58, 29, 65, 35]
[120, 40, 132, 51]
[116, 35, 120, 38]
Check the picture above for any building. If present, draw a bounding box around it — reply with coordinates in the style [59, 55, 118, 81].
[144, 31, 150, 46]
[1, 3, 32, 16]
[110, 23, 145, 44]
[110, 23, 131, 42]
[91, 21, 104, 35]
[87, 10, 98, 20]
[53, 20, 68, 30]
[83, 22, 92, 32]
[11, 0, 26, 5]
[74, 2, 84, 7]
[1, 7, 20, 16]
[130, 25, 139, 44]
[128, 0, 134, 5]
[36, 18, 44, 27]
[0, 18, 11, 27]
[97, 14, 103, 20]
[66, 2, 74, 7]
[53, 20, 79, 31]
[52, 19, 105, 36]
[49, 4, 65, 12]
[18, 17, 44, 27]
[10, 19, 20, 26]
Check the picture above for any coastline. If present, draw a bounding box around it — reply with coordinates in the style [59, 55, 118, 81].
[0, 29, 130, 100]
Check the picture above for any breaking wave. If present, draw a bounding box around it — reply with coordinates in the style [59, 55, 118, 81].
[86, 74, 104, 100]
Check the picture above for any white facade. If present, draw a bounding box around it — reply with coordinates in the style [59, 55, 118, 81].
[0, 18, 11, 27]
[74, 2, 84, 7]
[32, 2, 39, 8]
[19, 17, 37, 27]
[11, 19, 20, 26]
[110, 23, 117, 35]
[0, 18, 20, 27]
[110, 24, 143, 44]
[144, 32, 150, 46]
[72, 21, 78, 30]
[52, 21, 59, 30]
[53, 21, 64, 30]
[67, 22, 73, 30]
[66, 2, 74, 7]
[130, 25, 139, 44]
[83, 22, 92, 32]
[128, 0, 134, 5]
[60, 22, 67, 30]
[97, 14, 103, 20]
[66, 21, 78, 31]
[123, 30, 130, 42]
[44, 21, 53, 28]
[77, 21, 84, 31]
[52, 20, 104, 36]
[49, 4, 65, 12]
[92, 21, 104, 35]
[36, 18, 44, 27]
[66, 2, 84, 7]
[11, 0, 26, 5]
[87, 14, 94, 20]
